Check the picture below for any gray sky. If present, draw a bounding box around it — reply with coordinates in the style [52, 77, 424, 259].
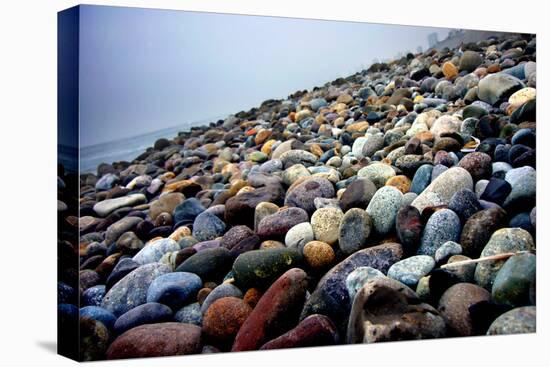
[79, 5, 450, 146]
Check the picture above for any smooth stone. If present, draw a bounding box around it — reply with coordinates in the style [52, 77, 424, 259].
[478, 73, 525, 105]
[173, 198, 205, 224]
[311, 207, 344, 245]
[93, 194, 146, 217]
[339, 178, 377, 211]
[192, 212, 226, 242]
[448, 189, 482, 222]
[257, 207, 309, 240]
[459, 208, 507, 258]
[474, 228, 535, 290]
[176, 247, 233, 282]
[132, 238, 180, 265]
[106, 323, 202, 359]
[347, 277, 446, 343]
[220, 225, 254, 250]
[486, 306, 536, 335]
[438, 283, 491, 336]
[357, 163, 396, 189]
[259, 314, 339, 350]
[459, 51, 483, 72]
[410, 164, 433, 194]
[284, 177, 335, 214]
[458, 152, 493, 181]
[511, 128, 535, 148]
[475, 179, 489, 198]
[82, 285, 106, 307]
[202, 297, 252, 344]
[352, 137, 369, 158]
[105, 258, 140, 291]
[95, 173, 119, 191]
[232, 248, 303, 289]
[338, 208, 372, 255]
[362, 134, 385, 157]
[431, 115, 461, 136]
[105, 217, 143, 244]
[254, 202, 279, 232]
[113, 302, 173, 335]
[279, 149, 318, 168]
[395, 205, 423, 256]
[200, 284, 243, 314]
[282, 164, 311, 186]
[387, 255, 435, 287]
[303, 241, 335, 269]
[480, 177, 511, 206]
[80, 306, 117, 330]
[503, 166, 536, 208]
[285, 222, 314, 251]
[430, 164, 448, 182]
[174, 302, 202, 326]
[418, 209, 461, 257]
[366, 186, 403, 235]
[225, 184, 285, 228]
[232, 268, 309, 351]
[300, 243, 403, 332]
[509, 212, 534, 234]
[345, 266, 385, 301]
[146, 272, 202, 310]
[434, 241, 462, 263]
[115, 231, 144, 254]
[101, 263, 171, 317]
[492, 253, 536, 307]
[411, 167, 473, 213]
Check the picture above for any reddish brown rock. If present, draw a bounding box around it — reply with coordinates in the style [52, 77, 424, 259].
[243, 288, 262, 308]
[231, 268, 308, 351]
[202, 297, 253, 344]
[106, 323, 202, 359]
[260, 314, 339, 349]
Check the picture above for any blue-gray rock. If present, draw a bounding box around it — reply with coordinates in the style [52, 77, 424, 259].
[82, 285, 106, 307]
[418, 209, 461, 257]
[106, 258, 139, 291]
[95, 173, 119, 191]
[101, 263, 171, 317]
[478, 73, 525, 106]
[192, 211, 227, 242]
[366, 186, 403, 235]
[474, 228, 535, 290]
[309, 98, 328, 111]
[105, 216, 143, 244]
[173, 198, 205, 225]
[80, 306, 117, 329]
[200, 283, 243, 314]
[113, 302, 173, 335]
[357, 163, 396, 188]
[487, 306, 536, 335]
[503, 166, 536, 207]
[132, 238, 180, 265]
[174, 302, 203, 326]
[345, 266, 385, 301]
[434, 241, 462, 263]
[338, 208, 372, 255]
[491, 253, 536, 307]
[410, 164, 433, 194]
[387, 255, 435, 287]
[448, 189, 482, 222]
[146, 272, 203, 310]
[431, 164, 448, 182]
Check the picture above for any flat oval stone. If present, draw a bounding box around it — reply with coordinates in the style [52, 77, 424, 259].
[411, 167, 473, 213]
[93, 194, 147, 217]
[257, 207, 309, 240]
[101, 263, 171, 317]
[303, 241, 335, 269]
[478, 73, 525, 106]
[459, 207, 507, 258]
[387, 255, 435, 287]
[418, 209, 461, 257]
[338, 208, 372, 255]
[492, 253, 536, 307]
[176, 247, 233, 282]
[366, 186, 403, 235]
[174, 302, 202, 326]
[192, 212, 226, 242]
[285, 222, 314, 251]
[486, 306, 536, 335]
[410, 164, 433, 194]
[339, 178, 377, 211]
[474, 228, 535, 290]
[284, 177, 335, 214]
[232, 268, 308, 351]
[106, 323, 202, 359]
[146, 272, 203, 310]
[113, 302, 173, 335]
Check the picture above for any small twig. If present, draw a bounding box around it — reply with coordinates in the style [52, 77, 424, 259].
[440, 251, 533, 269]
[223, 278, 235, 284]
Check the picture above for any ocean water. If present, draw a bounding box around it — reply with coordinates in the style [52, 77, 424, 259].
[80, 118, 224, 174]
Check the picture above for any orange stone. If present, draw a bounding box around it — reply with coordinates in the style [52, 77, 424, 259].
[303, 241, 335, 268]
[255, 129, 272, 145]
[415, 131, 435, 143]
[261, 139, 277, 155]
[385, 175, 412, 194]
[442, 61, 459, 79]
[345, 121, 369, 133]
[487, 64, 501, 74]
[309, 143, 324, 157]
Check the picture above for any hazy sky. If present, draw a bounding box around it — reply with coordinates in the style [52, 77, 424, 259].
[79, 5, 450, 147]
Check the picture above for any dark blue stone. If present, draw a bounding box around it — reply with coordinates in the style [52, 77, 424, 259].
[113, 302, 173, 335]
[494, 144, 511, 163]
[502, 63, 526, 80]
[480, 178, 512, 206]
[58, 282, 77, 305]
[511, 129, 535, 148]
[81, 285, 106, 307]
[366, 111, 381, 123]
[105, 258, 139, 291]
[509, 212, 534, 234]
[508, 144, 531, 163]
[410, 164, 433, 194]
[511, 149, 535, 168]
[173, 198, 205, 225]
[146, 272, 203, 310]
[80, 306, 117, 329]
[192, 211, 226, 241]
[448, 189, 482, 222]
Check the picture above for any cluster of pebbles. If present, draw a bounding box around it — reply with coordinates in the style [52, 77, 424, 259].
[58, 33, 536, 361]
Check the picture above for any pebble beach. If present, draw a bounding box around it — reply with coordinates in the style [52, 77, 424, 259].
[58, 32, 536, 361]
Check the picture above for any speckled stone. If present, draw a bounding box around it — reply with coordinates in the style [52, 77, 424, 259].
[132, 238, 180, 265]
[338, 208, 372, 255]
[345, 266, 385, 301]
[285, 222, 314, 251]
[311, 208, 344, 245]
[410, 164, 433, 194]
[418, 209, 461, 257]
[434, 241, 462, 263]
[448, 189, 482, 222]
[486, 306, 536, 335]
[503, 166, 536, 208]
[303, 241, 336, 269]
[366, 186, 403, 235]
[474, 228, 535, 290]
[339, 178, 377, 211]
[285, 177, 335, 214]
[357, 163, 396, 189]
[174, 302, 202, 326]
[387, 255, 435, 287]
[492, 253, 536, 307]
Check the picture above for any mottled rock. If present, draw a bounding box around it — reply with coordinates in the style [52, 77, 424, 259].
[486, 306, 536, 335]
[460, 208, 507, 257]
[492, 253, 536, 307]
[418, 209, 461, 257]
[366, 186, 403, 235]
[260, 314, 339, 349]
[146, 272, 202, 310]
[339, 178, 377, 211]
[285, 177, 335, 214]
[387, 255, 435, 287]
[338, 208, 372, 255]
[311, 207, 343, 245]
